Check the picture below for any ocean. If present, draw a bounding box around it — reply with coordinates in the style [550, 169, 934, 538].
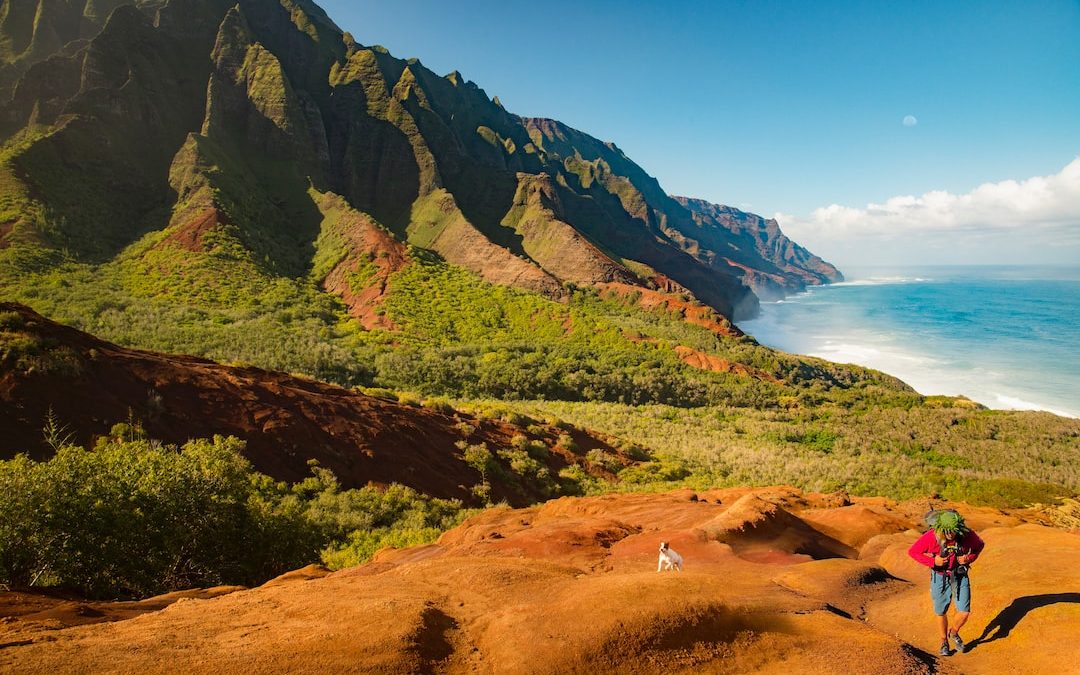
[738, 266, 1080, 418]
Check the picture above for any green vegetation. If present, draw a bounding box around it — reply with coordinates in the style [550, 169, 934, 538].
[1, 238, 905, 408]
[0, 243, 380, 385]
[372, 251, 907, 407]
[486, 400, 1079, 508]
[0, 309, 82, 376]
[0, 430, 469, 599]
[4, 236, 1077, 517]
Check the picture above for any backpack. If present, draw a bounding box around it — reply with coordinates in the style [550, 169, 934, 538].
[924, 507, 960, 532]
[924, 507, 966, 550]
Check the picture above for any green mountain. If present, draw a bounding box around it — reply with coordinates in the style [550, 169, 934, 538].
[1, 1, 1077, 608]
[0, 0, 837, 326]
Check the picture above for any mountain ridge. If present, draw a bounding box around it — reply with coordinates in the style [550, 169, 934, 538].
[0, 0, 838, 324]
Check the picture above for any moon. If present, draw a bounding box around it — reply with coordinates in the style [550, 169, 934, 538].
[903, 115, 918, 127]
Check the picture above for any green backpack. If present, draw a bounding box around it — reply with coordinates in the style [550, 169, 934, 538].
[924, 507, 968, 547]
[925, 507, 960, 529]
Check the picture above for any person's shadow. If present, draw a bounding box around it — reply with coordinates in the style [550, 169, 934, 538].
[968, 593, 1080, 650]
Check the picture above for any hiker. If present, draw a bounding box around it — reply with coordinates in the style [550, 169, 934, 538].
[908, 510, 985, 656]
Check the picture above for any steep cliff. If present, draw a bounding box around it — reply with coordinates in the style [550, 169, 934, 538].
[675, 196, 844, 300]
[0, 0, 838, 325]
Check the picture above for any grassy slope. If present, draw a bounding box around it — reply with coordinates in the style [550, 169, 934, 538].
[3, 232, 1077, 507]
[490, 400, 1079, 507]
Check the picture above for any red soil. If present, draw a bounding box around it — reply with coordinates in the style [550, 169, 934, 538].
[599, 281, 743, 338]
[0, 303, 623, 505]
[159, 207, 226, 252]
[673, 345, 778, 381]
[3, 487, 1074, 673]
[315, 193, 411, 330]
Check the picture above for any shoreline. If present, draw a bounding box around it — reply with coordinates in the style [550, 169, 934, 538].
[740, 269, 1080, 419]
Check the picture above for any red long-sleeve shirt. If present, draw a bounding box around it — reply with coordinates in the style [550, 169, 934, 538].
[908, 529, 985, 571]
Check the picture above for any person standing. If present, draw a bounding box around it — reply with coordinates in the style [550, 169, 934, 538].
[907, 510, 985, 656]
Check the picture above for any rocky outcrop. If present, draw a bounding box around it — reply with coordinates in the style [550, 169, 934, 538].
[310, 189, 410, 329]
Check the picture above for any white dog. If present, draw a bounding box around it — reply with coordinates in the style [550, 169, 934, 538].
[657, 541, 683, 572]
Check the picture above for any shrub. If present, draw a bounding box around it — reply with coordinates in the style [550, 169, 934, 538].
[557, 465, 605, 496]
[586, 449, 622, 473]
[524, 439, 549, 459]
[359, 387, 398, 401]
[462, 443, 495, 477]
[421, 396, 455, 414]
[396, 392, 421, 407]
[0, 435, 471, 598]
[0, 435, 314, 598]
[497, 449, 542, 477]
[618, 460, 692, 485]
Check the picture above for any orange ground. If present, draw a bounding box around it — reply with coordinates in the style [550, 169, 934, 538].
[2, 487, 1077, 674]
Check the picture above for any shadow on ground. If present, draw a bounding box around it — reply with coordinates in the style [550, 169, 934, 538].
[968, 592, 1080, 650]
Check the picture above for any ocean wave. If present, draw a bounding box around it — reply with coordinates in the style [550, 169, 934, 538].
[808, 341, 943, 368]
[993, 394, 1079, 419]
[828, 276, 932, 287]
[742, 269, 1079, 418]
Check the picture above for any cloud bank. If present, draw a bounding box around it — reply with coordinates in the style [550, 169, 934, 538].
[775, 157, 1080, 265]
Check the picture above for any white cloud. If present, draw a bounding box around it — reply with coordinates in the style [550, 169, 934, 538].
[774, 157, 1080, 264]
[902, 115, 918, 127]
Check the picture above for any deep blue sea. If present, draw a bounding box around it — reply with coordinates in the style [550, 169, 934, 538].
[739, 266, 1080, 418]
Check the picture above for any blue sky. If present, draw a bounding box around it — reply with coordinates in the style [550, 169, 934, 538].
[317, 0, 1080, 267]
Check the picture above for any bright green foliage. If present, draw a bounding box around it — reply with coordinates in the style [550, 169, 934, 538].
[282, 466, 468, 570]
[321, 527, 447, 570]
[370, 252, 883, 407]
[0, 246, 380, 385]
[461, 442, 495, 477]
[0, 434, 469, 599]
[766, 427, 839, 454]
[493, 400, 1080, 508]
[0, 435, 301, 598]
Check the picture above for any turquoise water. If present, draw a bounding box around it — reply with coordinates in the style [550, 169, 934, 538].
[739, 266, 1080, 418]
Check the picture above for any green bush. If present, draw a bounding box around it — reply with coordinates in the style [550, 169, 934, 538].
[557, 433, 579, 452]
[618, 459, 692, 485]
[585, 449, 622, 473]
[497, 399, 1080, 507]
[0, 435, 470, 599]
[461, 442, 495, 477]
[0, 435, 312, 598]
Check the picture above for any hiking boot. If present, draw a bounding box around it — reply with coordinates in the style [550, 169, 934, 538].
[952, 633, 965, 653]
[939, 640, 951, 656]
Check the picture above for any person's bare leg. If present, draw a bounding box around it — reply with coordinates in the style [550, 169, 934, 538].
[938, 613, 949, 642]
[951, 611, 970, 636]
